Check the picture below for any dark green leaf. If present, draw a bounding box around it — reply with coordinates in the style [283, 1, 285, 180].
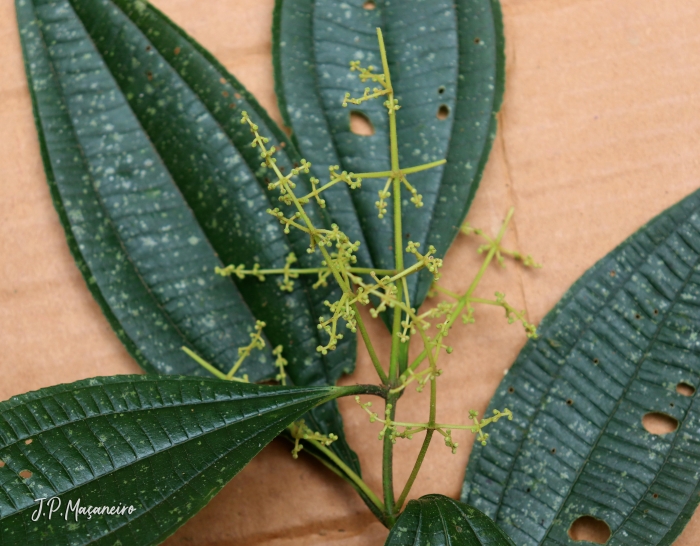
[0, 375, 356, 545]
[462, 189, 700, 545]
[16, 0, 359, 475]
[273, 0, 505, 310]
[386, 494, 515, 545]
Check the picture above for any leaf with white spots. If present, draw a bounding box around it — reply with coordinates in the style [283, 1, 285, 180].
[385, 494, 515, 545]
[16, 0, 362, 491]
[0, 375, 356, 545]
[273, 0, 505, 310]
[463, 189, 700, 545]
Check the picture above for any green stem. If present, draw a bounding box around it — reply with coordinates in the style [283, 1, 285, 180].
[398, 276, 412, 375]
[463, 208, 514, 300]
[382, 393, 398, 523]
[389, 280, 403, 383]
[377, 27, 402, 525]
[378, 27, 404, 386]
[395, 429, 433, 511]
[403, 159, 445, 175]
[350, 268, 396, 275]
[395, 374, 437, 511]
[304, 434, 385, 513]
[432, 284, 461, 299]
[354, 303, 389, 384]
[182, 347, 231, 381]
[398, 334, 410, 376]
[404, 209, 516, 376]
[339, 383, 388, 399]
[354, 158, 446, 179]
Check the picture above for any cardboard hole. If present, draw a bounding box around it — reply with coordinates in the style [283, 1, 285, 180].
[363, 0, 376, 9]
[0, 460, 5, 468]
[437, 105, 450, 120]
[677, 382, 695, 396]
[642, 412, 678, 435]
[24, 439, 32, 445]
[19, 470, 32, 479]
[350, 111, 375, 136]
[568, 516, 611, 543]
[173, 47, 181, 55]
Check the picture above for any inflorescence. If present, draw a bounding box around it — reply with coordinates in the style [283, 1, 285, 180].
[182, 28, 539, 488]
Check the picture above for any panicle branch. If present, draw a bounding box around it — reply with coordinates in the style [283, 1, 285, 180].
[180, 319, 269, 383]
[355, 396, 513, 454]
[289, 419, 339, 459]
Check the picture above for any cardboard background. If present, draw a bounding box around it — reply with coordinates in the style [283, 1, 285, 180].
[1, 0, 699, 543]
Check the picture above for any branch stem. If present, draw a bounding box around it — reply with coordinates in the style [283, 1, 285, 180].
[294, 431, 385, 514]
[354, 158, 446, 179]
[382, 393, 398, 523]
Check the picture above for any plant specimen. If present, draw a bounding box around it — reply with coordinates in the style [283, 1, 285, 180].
[205, 33, 536, 528]
[4, 0, 700, 545]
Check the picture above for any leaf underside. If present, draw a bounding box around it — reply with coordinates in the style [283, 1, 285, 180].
[0, 375, 342, 545]
[385, 494, 515, 545]
[16, 0, 359, 475]
[273, 0, 505, 312]
[463, 188, 700, 545]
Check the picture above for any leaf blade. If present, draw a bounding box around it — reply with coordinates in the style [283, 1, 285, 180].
[17, 0, 358, 383]
[17, 0, 360, 474]
[462, 189, 700, 545]
[0, 375, 348, 545]
[273, 0, 505, 310]
[385, 494, 515, 545]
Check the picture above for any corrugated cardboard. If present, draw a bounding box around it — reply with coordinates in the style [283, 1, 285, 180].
[1, 0, 699, 543]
